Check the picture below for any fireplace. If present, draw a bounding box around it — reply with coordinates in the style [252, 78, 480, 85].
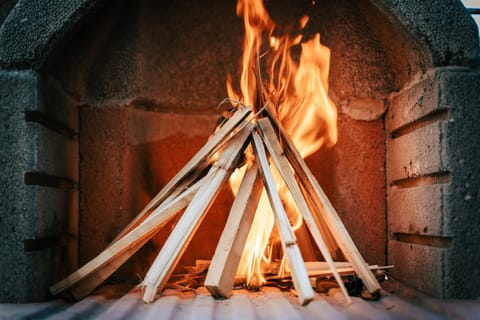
[0, 0, 478, 303]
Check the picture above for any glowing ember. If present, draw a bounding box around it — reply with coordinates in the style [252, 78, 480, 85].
[228, 0, 338, 286]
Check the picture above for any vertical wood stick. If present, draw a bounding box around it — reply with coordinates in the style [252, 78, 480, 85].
[205, 162, 263, 298]
[142, 124, 253, 303]
[114, 106, 252, 241]
[264, 110, 381, 296]
[49, 179, 203, 297]
[257, 118, 351, 304]
[252, 132, 314, 306]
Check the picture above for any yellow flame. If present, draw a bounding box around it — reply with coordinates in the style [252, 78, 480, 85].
[228, 0, 337, 286]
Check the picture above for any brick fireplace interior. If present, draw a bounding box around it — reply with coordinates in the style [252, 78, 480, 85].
[0, 0, 479, 303]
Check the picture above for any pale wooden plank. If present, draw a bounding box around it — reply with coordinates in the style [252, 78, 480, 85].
[256, 287, 303, 320]
[375, 291, 442, 320]
[137, 295, 181, 320]
[229, 292, 258, 320]
[267, 265, 393, 281]
[252, 132, 314, 306]
[49, 178, 203, 297]
[305, 294, 352, 320]
[0, 300, 66, 319]
[328, 288, 393, 320]
[114, 106, 251, 241]
[257, 118, 351, 304]
[205, 162, 263, 298]
[142, 124, 253, 303]
[94, 289, 143, 320]
[44, 294, 114, 320]
[265, 109, 381, 296]
[382, 280, 467, 319]
[189, 288, 216, 320]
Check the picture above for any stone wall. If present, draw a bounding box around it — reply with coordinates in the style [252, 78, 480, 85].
[386, 67, 480, 298]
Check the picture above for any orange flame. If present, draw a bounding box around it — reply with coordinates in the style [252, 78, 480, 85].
[228, 0, 337, 286]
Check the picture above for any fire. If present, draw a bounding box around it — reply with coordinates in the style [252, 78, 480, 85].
[228, 0, 337, 286]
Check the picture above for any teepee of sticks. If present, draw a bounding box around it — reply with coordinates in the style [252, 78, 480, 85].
[49, 104, 381, 306]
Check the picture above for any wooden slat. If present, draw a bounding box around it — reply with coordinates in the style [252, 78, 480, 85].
[45, 293, 114, 320]
[139, 295, 180, 320]
[252, 132, 314, 306]
[306, 293, 351, 320]
[49, 179, 203, 296]
[142, 124, 253, 303]
[205, 162, 263, 298]
[375, 290, 440, 320]
[257, 118, 351, 304]
[257, 287, 303, 320]
[95, 289, 143, 320]
[190, 288, 216, 320]
[114, 106, 252, 241]
[328, 288, 392, 320]
[264, 109, 381, 296]
[0, 300, 66, 319]
[229, 293, 257, 320]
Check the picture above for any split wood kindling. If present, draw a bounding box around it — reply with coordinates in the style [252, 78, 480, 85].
[50, 104, 381, 306]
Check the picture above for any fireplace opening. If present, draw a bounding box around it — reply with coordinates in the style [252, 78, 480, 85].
[52, 0, 390, 288]
[0, 0, 479, 303]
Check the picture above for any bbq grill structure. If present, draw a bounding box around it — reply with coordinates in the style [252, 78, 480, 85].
[0, 0, 479, 305]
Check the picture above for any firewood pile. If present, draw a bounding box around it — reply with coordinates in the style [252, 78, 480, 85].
[49, 105, 384, 306]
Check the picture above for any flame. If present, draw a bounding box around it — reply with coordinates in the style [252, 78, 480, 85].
[228, 0, 337, 286]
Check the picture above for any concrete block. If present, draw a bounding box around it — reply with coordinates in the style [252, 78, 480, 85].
[369, 0, 479, 66]
[0, 70, 76, 302]
[37, 76, 79, 133]
[26, 123, 78, 181]
[0, 0, 102, 68]
[388, 184, 450, 237]
[439, 69, 480, 299]
[386, 121, 449, 183]
[387, 67, 480, 299]
[388, 240, 446, 298]
[28, 186, 78, 239]
[386, 71, 440, 133]
[0, 0, 16, 26]
[0, 70, 39, 234]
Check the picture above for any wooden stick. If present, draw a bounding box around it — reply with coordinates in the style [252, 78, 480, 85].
[257, 118, 351, 304]
[114, 106, 252, 241]
[49, 178, 204, 297]
[267, 265, 394, 280]
[251, 132, 314, 306]
[205, 162, 263, 298]
[142, 123, 253, 303]
[264, 109, 381, 297]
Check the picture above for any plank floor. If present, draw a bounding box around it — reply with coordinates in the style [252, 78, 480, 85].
[1, 281, 479, 319]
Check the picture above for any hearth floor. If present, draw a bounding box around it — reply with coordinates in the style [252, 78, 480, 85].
[1, 281, 479, 319]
